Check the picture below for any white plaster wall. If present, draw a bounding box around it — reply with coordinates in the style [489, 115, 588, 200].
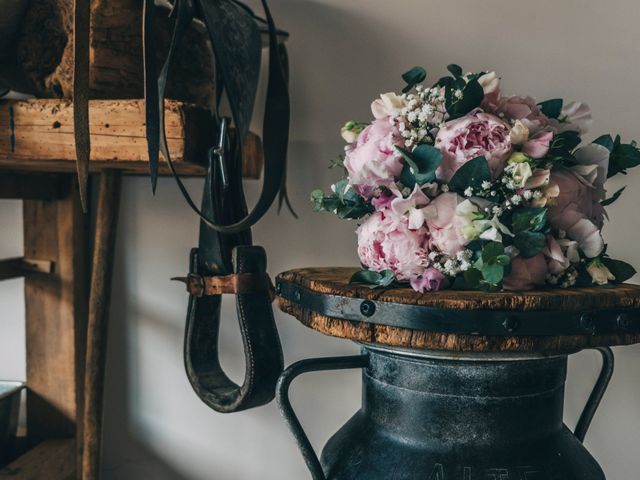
[2, 0, 640, 478]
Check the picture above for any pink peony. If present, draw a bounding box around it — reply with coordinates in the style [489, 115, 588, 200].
[494, 95, 549, 135]
[522, 131, 554, 159]
[435, 110, 512, 183]
[343, 118, 405, 198]
[356, 211, 429, 281]
[547, 168, 605, 258]
[503, 254, 548, 291]
[410, 268, 448, 292]
[424, 192, 467, 256]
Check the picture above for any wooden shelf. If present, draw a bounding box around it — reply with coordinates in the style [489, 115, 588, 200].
[0, 99, 263, 178]
[0, 438, 76, 479]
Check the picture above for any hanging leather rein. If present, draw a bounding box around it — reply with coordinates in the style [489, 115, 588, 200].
[142, 0, 290, 413]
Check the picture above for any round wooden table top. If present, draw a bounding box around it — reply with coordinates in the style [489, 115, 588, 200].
[276, 267, 640, 353]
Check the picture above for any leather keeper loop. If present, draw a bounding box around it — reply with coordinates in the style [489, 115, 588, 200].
[175, 272, 275, 299]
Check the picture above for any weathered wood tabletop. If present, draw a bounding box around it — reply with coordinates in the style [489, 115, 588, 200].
[276, 267, 640, 353]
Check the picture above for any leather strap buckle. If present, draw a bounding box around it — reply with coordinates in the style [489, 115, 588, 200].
[172, 272, 275, 300]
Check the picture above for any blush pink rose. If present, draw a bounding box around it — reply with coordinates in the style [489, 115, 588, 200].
[547, 169, 605, 258]
[494, 95, 549, 135]
[424, 192, 466, 256]
[356, 211, 429, 281]
[544, 235, 571, 275]
[435, 110, 512, 183]
[410, 268, 448, 293]
[343, 118, 405, 198]
[503, 254, 548, 291]
[522, 131, 554, 159]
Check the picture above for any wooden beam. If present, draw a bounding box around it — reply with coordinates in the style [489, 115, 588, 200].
[0, 99, 264, 178]
[81, 171, 122, 479]
[23, 175, 88, 446]
[0, 173, 63, 200]
[0, 257, 55, 281]
[0, 439, 76, 480]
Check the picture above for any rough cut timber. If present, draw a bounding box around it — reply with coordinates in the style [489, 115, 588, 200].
[6, 0, 215, 106]
[277, 267, 640, 353]
[0, 99, 263, 177]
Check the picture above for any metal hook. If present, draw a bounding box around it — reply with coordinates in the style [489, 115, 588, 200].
[209, 117, 230, 189]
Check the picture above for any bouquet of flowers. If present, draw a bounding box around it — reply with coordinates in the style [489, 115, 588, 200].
[312, 65, 640, 292]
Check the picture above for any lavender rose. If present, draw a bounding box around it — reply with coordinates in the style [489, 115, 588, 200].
[494, 95, 549, 134]
[343, 119, 405, 198]
[356, 211, 429, 281]
[547, 168, 605, 258]
[503, 254, 548, 291]
[434, 110, 512, 183]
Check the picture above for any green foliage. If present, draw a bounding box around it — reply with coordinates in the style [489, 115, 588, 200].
[446, 64, 463, 78]
[513, 231, 547, 258]
[602, 258, 636, 283]
[607, 135, 640, 177]
[447, 156, 491, 193]
[601, 186, 626, 207]
[461, 242, 511, 290]
[402, 66, 427, 93]
[310, 179, 373, 219]
[593, 134, 614, 152]
[396, 145, 442, 187]
[445, 78, 484, 119]
[349, 269, 396, 288]
[548, 131, 581, 162]
[537, 99, 563, 119]
[511, 208, 548, 234]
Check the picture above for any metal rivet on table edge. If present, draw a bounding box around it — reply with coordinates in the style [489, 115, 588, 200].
[617, 313, 631, 330]
[294, 290, 301, 302]
[580, 313, 596, 334]
[360, 300, 376, 317]
[502, 316, 520, 333]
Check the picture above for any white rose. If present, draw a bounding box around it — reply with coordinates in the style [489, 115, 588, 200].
[477, 72, 500, 96]
[587, 260, 615, 285]
[340, 121, 367, 143]
[511, 162, 533, 188]
[371, 92, 406, 119]
[509, 120, 530, 145]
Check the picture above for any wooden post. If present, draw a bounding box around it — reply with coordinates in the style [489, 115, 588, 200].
[23, 174, 88, 446]
[81, 170, 122, 479]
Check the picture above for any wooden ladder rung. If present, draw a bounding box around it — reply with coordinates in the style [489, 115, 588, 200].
[0, 257, 55, 281]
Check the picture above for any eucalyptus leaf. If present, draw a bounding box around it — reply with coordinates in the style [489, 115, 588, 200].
[447, 64, 463, 78]
[511, 208, 548, 233]
[448, 156, 491, 193]
[481, 263, 504, 285]
[593, 134, 614, 152]
[402, 66, 427, 93]
[463, 268, 483, 289]
[601, 186, 626, 207]
[607, 136, 640, 177]
[349, 269, 396, 288]
[481, 241, 505, 263]
[445, 78, 484, 119]
[396, 145, 442, 185]
[513, 231, 546, 258]
[537, 99, 563, 119]
[602, 258, 636, 283]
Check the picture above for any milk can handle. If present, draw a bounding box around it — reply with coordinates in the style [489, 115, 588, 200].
[574, 347, 615, 442]
[276, 354, 369, 480]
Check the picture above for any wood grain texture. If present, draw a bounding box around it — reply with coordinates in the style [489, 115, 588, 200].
[23, 175, 88, 445]
[5, 0, 214, 106]
[277, 267, 640, 353]
[81, 171, 121, 480]
[0, 438, 76, 479]
[0, 99, 263, 177]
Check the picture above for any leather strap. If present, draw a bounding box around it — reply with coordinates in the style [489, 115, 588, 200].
[144, 0, 291, 234]
[174, 272, 274, 298]
[73, 0, 91, 211]
[182, 127, 283, 412]
[143, 0, 160, 193]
